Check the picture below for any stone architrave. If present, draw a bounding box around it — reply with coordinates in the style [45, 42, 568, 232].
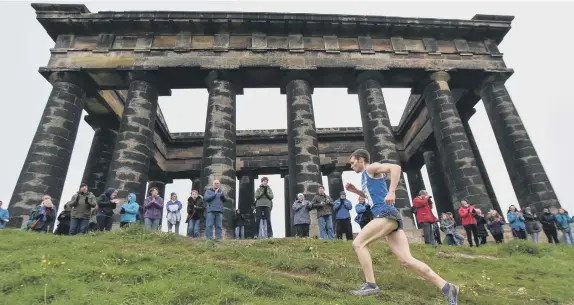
[284, 73, 322, 238]
[200, 70, 238, 239]
[8, 72, 91, 227]
[421, 71, 492, 213]
[479, 78, 561, 211]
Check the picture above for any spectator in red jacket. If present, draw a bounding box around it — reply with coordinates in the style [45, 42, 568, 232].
[413, 190, 438, 247]
[458, 200, 479, 247]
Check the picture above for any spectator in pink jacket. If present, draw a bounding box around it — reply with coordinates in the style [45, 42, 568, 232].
[458, 200, 479, 247]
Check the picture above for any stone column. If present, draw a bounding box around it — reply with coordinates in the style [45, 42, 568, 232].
[423, 150, 454, 216]
[8, 72, 91, 227]
[479, 78, 560, 211]
[191, 177, 201, 193]
[355, 72, 414, 225]
[421, 71, 492, 213]
[326, 167, 345, 232]
[461, 110, 502, 215]
[284, 73, 322, 238]
[238, 173, 256, 238]
[82, 114, 120, 198]
[284, 174, 292, 237]
[406, 169, 426, 200]
[200, 70, 238, 239]
[106, 71, 159, 201]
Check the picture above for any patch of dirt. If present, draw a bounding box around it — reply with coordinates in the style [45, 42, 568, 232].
[437, 251, 501, 260]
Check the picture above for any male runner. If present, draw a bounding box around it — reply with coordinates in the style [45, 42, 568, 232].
[344, 149, 459, 304]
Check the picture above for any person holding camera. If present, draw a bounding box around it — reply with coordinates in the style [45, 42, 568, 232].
[412, 190, 438, 247]
[458, 200, 480, 247]
[354, 197, 373, 229]
[311, 185, 334, 240]
[254, 177, 274, 238]
[120, 193, 140, 228]
[69, 183, 97, 235]
[292, 193, 312, 237]
[96, 187, 120, 231]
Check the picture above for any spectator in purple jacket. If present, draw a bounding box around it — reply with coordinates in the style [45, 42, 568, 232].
[144, 187, 164, 231]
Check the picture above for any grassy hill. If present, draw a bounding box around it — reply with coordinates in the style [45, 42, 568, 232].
[1, 227, 574, 305]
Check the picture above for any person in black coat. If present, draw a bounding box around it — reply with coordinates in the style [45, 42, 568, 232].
[539, 207, 559, 244]
[54, 203, 71, 235]
[474, 209, 489, 245]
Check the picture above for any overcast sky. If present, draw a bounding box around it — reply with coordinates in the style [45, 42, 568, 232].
[0, 1, 571, 237]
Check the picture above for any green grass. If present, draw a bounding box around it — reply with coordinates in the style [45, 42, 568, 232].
[1, 226, 574, 305]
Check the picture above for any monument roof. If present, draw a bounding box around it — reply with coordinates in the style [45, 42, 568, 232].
[32, 3, 513, 44]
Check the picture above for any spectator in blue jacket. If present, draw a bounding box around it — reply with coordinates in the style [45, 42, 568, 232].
[507, 205, 527, 240]
[0, 200, 9, 229]
[354, 197, 372, 229]
[204, 179, 227, 240]
[120, 193, 140, 228]
[555, 208, 573, 245]
[334, 191, 353, 240]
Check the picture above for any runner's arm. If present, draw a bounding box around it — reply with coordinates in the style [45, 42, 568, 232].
[366, 162, 401, 193]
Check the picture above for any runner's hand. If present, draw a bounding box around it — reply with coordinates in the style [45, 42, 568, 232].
[345, 183, 357, 192]
[385, 191, 396, 205]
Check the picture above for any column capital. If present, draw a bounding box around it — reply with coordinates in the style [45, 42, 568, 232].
[205, 70, 244, 95]
[412, 70, 451, 94]
[460, 107, 477, 123]
[475, 73, 510, 95]
[237, 171, 259, 180]
[84, 113, 120, 130]
[47, 70, 97, 92]
[118, 68, 171, 96]
[347, 71, 385, 94]
[280, 70, 315, 94]
[322, 164, 346, 176]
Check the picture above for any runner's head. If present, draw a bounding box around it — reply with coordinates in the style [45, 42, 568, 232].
[350, 149, 370, 173]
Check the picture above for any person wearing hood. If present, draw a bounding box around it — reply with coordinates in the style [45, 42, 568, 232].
[54, 202, 72, 235]
[354, 197, 372, 229]
[334, 191, 354, 240]
[96, 188, 120, 231]
[523, 207, 541, 243]
[555, 208, 574, 245]
[144, 187, 164, 231]
[166, 192, 183, 235]
[29, 197, 56, 233]
[186, 190, 204, 238]
[69, 183, 97, 235]
[292, 193, 312, 237]
[507, 205, 527, 240]
[120, 193, 140, 228]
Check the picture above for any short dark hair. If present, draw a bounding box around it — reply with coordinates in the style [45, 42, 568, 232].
[351, 149, 370, 163]
[148, 187, 158, 195]
[261, 177, 269, 182]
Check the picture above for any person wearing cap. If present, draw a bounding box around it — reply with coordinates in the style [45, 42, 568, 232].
[166, 192, 183, 235]
[96, 188, 120, 231]
[311, 185, 334, 240]
[69, 183, 97, 235]
[334, 191, 354, 240]
[292, 193, 312, 237]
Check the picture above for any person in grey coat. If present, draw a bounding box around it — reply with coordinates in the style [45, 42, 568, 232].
[524, 207, 541, 243]
[292, 193, 312, 237]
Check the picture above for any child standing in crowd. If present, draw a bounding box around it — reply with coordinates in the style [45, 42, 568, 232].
[523, 207, 541, 243]
[54, 203, 71, 235]
[234, 209, 245, 239]
[486, 210, 505, 243]
[120, 193, 140, 228]
[186, 190, 204, 238]
[474, 209, 488, 245]
[440, 213, 463, 246]
[166, 192, 183, 235]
